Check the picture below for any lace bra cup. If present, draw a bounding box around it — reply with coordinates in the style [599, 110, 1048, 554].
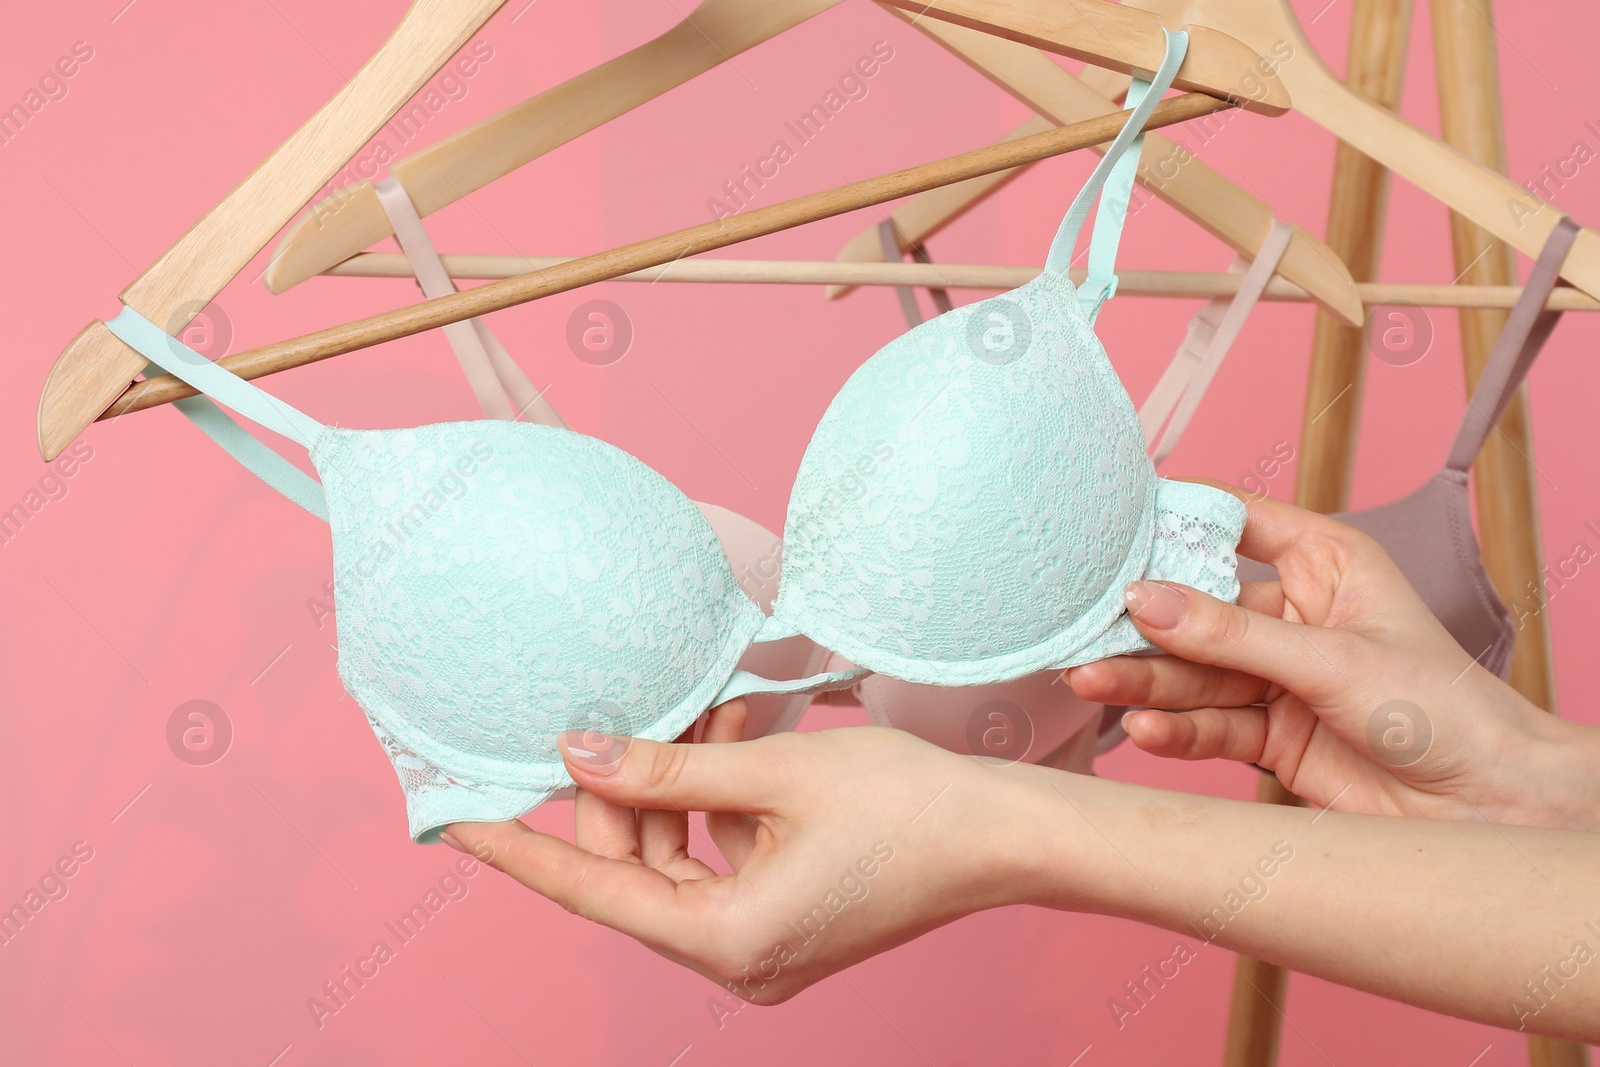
[371, 176, 835, 751]
[769, 31, 1248, 686]
[313, 418, 803, 776]
[1234, 216, 1581, 682]
[107, 312, 867, 841]
[105, 29, 1255, 842]
[844, 221, 1294, 762]
[774, 267, 1241, 684]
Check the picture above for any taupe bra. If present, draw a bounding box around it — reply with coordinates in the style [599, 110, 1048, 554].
[1234, 216, 1580, 679]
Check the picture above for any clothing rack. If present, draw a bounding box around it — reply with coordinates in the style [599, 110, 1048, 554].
[1221, 2, 1591, 1065]
[33, 3, 1592, 1055]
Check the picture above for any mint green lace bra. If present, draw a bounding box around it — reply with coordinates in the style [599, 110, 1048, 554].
[106, 29, 1245, 842]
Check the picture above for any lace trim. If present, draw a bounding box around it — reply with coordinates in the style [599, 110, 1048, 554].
[1053, 479, 1247, 668]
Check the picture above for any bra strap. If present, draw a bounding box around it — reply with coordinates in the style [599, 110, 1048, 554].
[1445, 215, 1579, 473]
[373, 176, 568, 428]
[1140, 221, 1293, 464]
[877, 220, 953, 327]
[105, 307, 329, 520]
[1045, 29, 1189, 320]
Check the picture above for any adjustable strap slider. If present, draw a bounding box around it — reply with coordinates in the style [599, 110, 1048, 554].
[1077, 272, 1120, 322]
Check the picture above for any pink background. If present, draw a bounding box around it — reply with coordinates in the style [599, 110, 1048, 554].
[5, 1, 1599, 1063]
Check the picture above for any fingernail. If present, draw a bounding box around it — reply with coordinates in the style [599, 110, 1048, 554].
[438, 830, 468, 853]
[558, 730, 628, 775]
[1125, 581, 1187, 629]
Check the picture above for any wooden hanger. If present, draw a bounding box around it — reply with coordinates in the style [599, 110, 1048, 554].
[41, 1, 1285, 456]
[323, 251, 1600, 310]
[1117, 0, 1600, 292]
[261, 0, 1289, 293]
[855, 0, 1600, 302]
[263, 0, 840, 292]
[828, 6, 1363, 325]
[873, 0, 1290, 114]
[97, 95, 1236, 419]
[35, 0, 506, 460]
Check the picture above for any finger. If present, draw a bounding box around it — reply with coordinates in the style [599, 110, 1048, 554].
[701, 698, 749, 745]
[700, 700, 762, 868]
[1066, 654, 1273, 710]
[570, 710, 706, 872]
[557, 729, 785, 814]
[634, 708, 723, 879]
[445, 819, 705, 937]
[1121, 706, 1269, 763]
[1185, 481, 1369, 571]
[638, 807, 719, 880]
[1122, 580, 1354, 706]
[573, 785, 641, 861]
[1235, 577, 1285, 617]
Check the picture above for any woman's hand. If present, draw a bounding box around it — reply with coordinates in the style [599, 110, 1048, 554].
[1067, 487, 1600, 831]
[446, 704, 1600, 1041]
[443, 711, 1054, 1004]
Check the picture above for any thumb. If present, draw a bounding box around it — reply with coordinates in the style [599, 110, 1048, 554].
[1122, 580, 1351, 707]
[557, 729, 782, 814]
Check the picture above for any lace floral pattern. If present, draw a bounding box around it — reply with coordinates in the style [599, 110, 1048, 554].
[776, 270, 1166, 685]
[305, 277, 1246, 839]
[312, 421, 765, 841]
[1067, 478, 1248, 668]
[358, 702, 559, 842]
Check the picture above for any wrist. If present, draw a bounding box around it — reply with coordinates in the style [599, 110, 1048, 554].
[1443, 670, 1600, 832]
[983, 762, 1158, 915]
[1519, 712, 1600, 832]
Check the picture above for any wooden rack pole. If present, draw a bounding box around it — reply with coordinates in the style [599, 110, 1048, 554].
[1220, 2, 1413, 1065]
[322, 254, 1600, 308]
[1430, 5, 1590, 1066]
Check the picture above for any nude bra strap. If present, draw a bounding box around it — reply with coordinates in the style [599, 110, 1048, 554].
[1445, 215, 1579, 474]
[1045, 29, 1188, 321]
[105, 306, 329, 520]
[1139, 221, 1293, 464]
[373, 177, 568, 428]
[876, 220, 953, 328]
